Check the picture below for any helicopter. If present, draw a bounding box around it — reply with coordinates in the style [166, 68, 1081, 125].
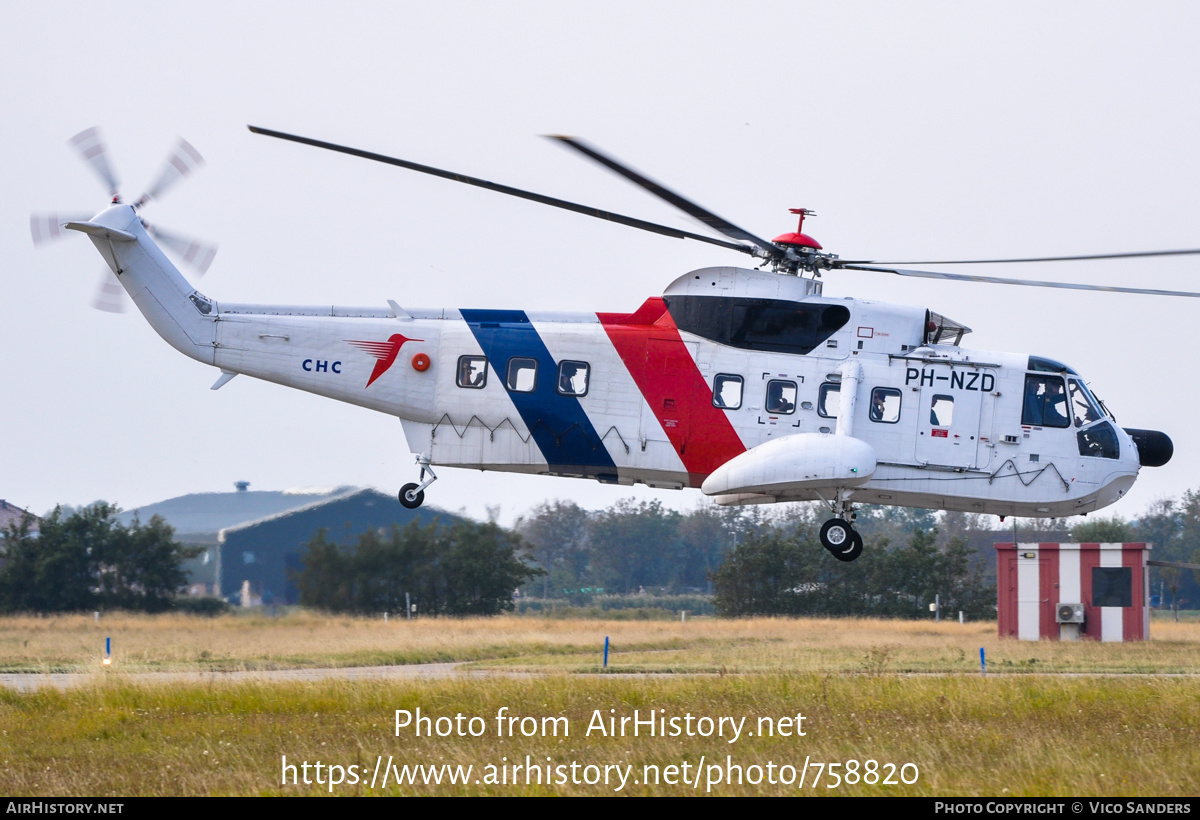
[33, 126, 1194, 562]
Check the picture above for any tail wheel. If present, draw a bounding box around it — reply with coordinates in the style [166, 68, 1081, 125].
[399, 483, 424, 509]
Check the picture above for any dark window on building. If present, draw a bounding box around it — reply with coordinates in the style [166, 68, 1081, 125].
[870, 387, 902, 423]
[557, 360, 590, 397]
[818, 382, 840, 418]
[456, 356, 488, 389]
[506, 358, 538, 393]
[1092, 566, 1132, 607]
[713, 374, 744, 410]
[765, 380, 797, 414]
[1022, 375, 1070, 428]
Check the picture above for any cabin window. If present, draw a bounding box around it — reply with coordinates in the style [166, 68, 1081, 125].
[765, 380, 797, 414]
[930, 394, 954, 427]
[1022, 375, 1070, 428]
[506, 358, 538, 393]
[456, 355, 488, 389]
[557, 360, 590, 397]
[818, 382, 840, 418]
[870, 387, 902, 424]
[713, 374, 744, 410]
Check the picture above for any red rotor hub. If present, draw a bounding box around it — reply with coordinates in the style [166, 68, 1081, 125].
[772, 207, 822, 250]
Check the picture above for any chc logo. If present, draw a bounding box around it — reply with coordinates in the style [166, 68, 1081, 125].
[303, 359, 341, 373]
[345, 334, 424, 388]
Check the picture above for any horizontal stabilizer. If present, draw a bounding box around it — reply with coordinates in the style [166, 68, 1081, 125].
[64, 222, 137, 242]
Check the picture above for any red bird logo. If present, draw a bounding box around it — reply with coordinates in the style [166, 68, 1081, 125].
[345, 334, 423, 388]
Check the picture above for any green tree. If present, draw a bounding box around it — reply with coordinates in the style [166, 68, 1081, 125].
[713, 520, 995, 619]
[712, 527, 814, 616]
[588, 499, 681, 594]
[294, 519, 541, 616]
[516, 500, 590, 597]
[1071, 515, 1136, 543]
[0, 504, 198, 613]
[677, 504, 741, 593]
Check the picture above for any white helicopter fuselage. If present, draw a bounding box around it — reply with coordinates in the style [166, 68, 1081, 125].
[78, 203, 1145, 519]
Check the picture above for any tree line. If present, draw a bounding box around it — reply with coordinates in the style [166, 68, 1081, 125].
[4, 488, 1199, 617]
[293, 520, 541, 616]
[0, 504, 198, 613]
[516, 492, 1200, 617]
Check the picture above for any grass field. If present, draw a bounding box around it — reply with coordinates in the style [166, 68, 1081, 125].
[0, 613, 1197, 797]
[2, 612, 1198, 675]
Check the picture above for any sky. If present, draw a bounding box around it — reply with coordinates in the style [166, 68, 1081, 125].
[4, 2, 1199, 527]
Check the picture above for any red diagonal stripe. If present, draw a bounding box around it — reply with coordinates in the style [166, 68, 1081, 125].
[597, 305, 745, 486]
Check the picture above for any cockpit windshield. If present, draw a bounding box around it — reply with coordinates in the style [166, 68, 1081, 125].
[1068, 379, 1104, 428]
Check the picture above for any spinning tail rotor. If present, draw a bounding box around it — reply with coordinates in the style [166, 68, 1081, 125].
[32, 127, 218, 313]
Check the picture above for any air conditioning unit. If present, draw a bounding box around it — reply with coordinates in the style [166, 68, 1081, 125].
[1056, 603, 1085, 624]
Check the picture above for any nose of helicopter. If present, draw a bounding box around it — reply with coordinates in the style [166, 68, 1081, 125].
[1123, 428, 1173, 467]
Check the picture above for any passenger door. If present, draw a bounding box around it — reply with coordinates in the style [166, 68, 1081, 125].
[914, 370, 983, 468]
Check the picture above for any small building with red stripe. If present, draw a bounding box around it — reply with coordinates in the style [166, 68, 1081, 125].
[995, 542, 1150, 641]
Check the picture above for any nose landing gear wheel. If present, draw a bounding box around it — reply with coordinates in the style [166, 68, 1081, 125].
[820, 518, 864, 562]
[399, 483, 425, 509]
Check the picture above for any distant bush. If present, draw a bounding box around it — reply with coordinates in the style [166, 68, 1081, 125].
[515, 594, 714, 618]
[173, 597, 232, 617]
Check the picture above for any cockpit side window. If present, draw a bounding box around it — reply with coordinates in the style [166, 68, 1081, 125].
[1068, 379, 1103, 428]
[1078, 421, 1120, 459]
[1022, 375, 1070, 428]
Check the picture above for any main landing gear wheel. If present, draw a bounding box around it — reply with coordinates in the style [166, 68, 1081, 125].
[399, 483, 424, 509]
[820, 518, 864, 562]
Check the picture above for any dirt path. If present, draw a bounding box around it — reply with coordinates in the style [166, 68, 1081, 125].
[0, 662, 490, 691]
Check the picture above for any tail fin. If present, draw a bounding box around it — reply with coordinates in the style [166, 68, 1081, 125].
[68, 204, 216, 365]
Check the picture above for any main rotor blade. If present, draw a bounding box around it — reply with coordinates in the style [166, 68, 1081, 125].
[843, 264, 1200, 298]
[136, 138, 204, 206]
[548, 135, 780, 257]
[247, 126, 754, 255]
[67, 127, 120, 198]
[146, 225, 217, 275]
[843, 249, 1200, 265]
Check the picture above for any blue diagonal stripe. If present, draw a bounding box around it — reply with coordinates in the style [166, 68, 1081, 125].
[460, 309, 616, 475]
